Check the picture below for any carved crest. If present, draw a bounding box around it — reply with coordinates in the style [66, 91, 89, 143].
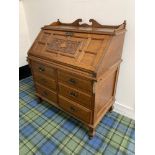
[50, 19, 126, 29]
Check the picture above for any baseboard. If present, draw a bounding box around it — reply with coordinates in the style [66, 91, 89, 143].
[114, 101, 135, 120]
[19, 65, 32, 80]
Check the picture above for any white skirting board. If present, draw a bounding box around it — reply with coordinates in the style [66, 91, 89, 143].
[114, 101, 135, 120]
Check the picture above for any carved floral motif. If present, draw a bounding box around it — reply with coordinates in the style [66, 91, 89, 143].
[47, 38, 81, 54]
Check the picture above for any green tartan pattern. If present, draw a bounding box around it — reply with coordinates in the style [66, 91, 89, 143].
[19, 77, 135, 155]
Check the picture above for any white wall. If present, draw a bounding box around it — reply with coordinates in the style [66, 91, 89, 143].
[19, 1, 30, 67]
[21, 0, 135, 119]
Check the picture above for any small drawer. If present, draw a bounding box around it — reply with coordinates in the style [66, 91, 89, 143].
[35, 84, 57, 103]
[59, 95, 91, 123]
[31, 61, 56, 79]
[58, 71, 92, 94]
[59, 83, 92, 109]
[34, 72, 57, 91]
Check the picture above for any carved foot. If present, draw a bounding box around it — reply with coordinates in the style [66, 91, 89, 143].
[109, 105, 114, 112]
[88, 127, 95, 139]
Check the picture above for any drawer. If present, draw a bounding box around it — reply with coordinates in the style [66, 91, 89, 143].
[58, 71, 92, 94]
[35, 84, 57, 103]
[34, 72, 57, 91]
[31, 61, 56, 79]
[59, 95, 91, 123]
[59, 83, 92, 109]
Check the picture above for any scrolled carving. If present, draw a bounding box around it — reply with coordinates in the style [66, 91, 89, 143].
[50, 19, 126, 30]
[50, 19, 82, 26]
[89, 19, 104, 28]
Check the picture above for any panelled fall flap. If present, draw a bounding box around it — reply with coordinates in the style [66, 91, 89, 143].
[30, 30, 110, 73]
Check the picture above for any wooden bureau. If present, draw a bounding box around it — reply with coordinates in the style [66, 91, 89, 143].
[27, 19, 126, 138]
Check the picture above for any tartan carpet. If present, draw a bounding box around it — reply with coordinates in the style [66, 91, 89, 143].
[19, 76, 135, 155]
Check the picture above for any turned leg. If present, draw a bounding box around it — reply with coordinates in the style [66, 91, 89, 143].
[88, 127, 95, 139]
[108, 105, 114, 112]
[37, 96, 42, 103]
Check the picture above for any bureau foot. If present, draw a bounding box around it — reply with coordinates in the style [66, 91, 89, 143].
[88, 127, 95, 139]
[37, 97, 42, 103]
[108, 105, 114, 112]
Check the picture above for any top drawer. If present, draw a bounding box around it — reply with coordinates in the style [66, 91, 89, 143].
[31, 61, 56, 79]
[58, 71, 92, 94]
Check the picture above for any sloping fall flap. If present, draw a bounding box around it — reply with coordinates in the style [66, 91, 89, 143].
[29, 29, 111, 73]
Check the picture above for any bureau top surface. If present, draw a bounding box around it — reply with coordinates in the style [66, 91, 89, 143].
[28, 19, 126, 74]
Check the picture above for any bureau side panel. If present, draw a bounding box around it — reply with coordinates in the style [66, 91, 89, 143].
[96, 34, 125, 77]
[94, 69, 117, 126]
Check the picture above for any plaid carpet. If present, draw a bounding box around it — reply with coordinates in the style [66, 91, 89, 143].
[19, 76, 135, 155]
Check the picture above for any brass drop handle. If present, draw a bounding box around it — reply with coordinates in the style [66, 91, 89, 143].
[70, 106, 76, 112]
[68, 78, 76, 84]
[69, 91, 78, 97]
[39, 66, 45, 72]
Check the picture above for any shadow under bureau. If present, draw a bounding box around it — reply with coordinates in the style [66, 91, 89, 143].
[27, 19, 126, 138]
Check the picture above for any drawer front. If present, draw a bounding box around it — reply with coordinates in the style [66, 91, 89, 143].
[31, 61, 56, 79]
[58, 71, 92, 94]
[35, 84, 57, 103]
[59, 95, 91, 123]
[59, 84, 92, 109]
[34, 72, 57, 91]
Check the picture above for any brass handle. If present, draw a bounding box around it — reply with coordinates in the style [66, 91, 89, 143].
[68, 78, 76, 84]
[69, 91, 78, 97]
[39, 66, 45, 72]
[70, 106, 76, 112]
[65, 32, 74, 36]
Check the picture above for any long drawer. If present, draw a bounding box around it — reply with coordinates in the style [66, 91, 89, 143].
[59, 95, 91, 123]
[35, 84, 57, 103]
[58, 71, 92, 94]
[31, 61, 56, 79]
[34, 72, 57, 91]
[59, 83, 92, 109]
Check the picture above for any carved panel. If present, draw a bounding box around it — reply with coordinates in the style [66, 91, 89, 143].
[47, 38, 81, 55]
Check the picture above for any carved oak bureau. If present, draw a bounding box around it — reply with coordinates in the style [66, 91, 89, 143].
[27, 19, 126, 138]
